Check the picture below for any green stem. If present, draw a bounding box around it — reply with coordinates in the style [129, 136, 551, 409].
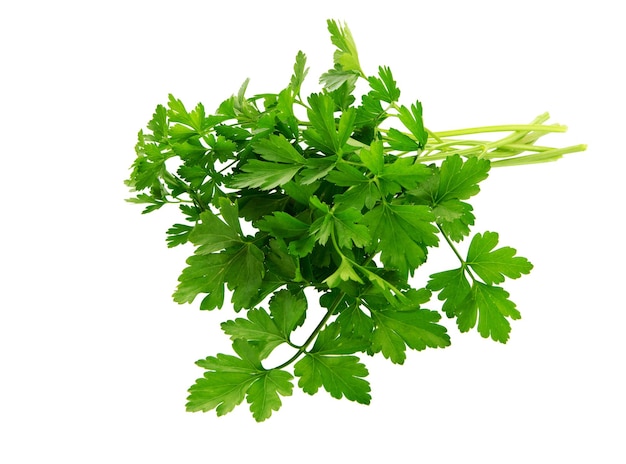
[431, 123, 567, 138]
[438, 223, 465, 264]
[490, 144, 587, 166]
[437, 223, 478, 283]
[270, 291, 345, 370]
[426, 127, 444, 144]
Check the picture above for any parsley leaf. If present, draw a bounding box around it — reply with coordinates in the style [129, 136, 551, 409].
[187, 340, 293, 421]
[367, 66, 401, 104]
[289, 50, 309, 97]
[294, 323, 371, 404]
[428, 231, 531, 342]
[294, 354, 371, 404]
[410, 154, 490, 241]
[221, 290, 307, 358]
[362, 203, 439, 276]
[253, 134, 306, 164]
[165, 223, 193, 248]
[397, 102, 428, 148]
[466, 231, 534, 284]
[320, 20, 363, 91]
[457, 283, 521, 343]
[370, 308, 450, 364]
[303, 93, 356, 155]
[173, 200, 265, 310]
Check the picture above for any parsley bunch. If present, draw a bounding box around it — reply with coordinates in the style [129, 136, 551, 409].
[126, 20, 585, 421]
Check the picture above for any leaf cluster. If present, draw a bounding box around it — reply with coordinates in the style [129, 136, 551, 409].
[126, 20, 577, 421]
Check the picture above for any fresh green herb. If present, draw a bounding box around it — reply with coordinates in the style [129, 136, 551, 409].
[126, 20, 585, 421]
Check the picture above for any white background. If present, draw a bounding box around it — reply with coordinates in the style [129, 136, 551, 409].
[1, 0, 624, 462]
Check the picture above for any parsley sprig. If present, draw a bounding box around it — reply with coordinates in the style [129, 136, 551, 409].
[126, 20, 585, 421]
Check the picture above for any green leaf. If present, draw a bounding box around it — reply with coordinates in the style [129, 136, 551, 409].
[126, 193, 165, 214]
[324, 256, 363, 288]
[225, 243, 266, 310]
[427, 267, 471, 318]
[169, 124, 197, 143]
[437, 155, 490, 201]
[190, 210, 241, 254]
[166, 223, 193, 248]
[220, 290, 307, 357]
[319, 67, 360, 93]
[253, 134, 306, 164]
[221, 309, 285, 359]
[409, 155, 490, 241]
[333, 180, 380, 211]
[328, 80, 357, 111]
[294, 354, 371, 404]
[128, 140, 168, 191]
[362, 204, 439, 276]
[303, 93, 337, 154]
[167, 94, 195, 128]
[268, 290, 307, 339]
[237, 191, 289, 222]
[188, 102, 207, 133]
[300, 157, 337, 184]
[188, 340, 293, 422]
[173, 253, 227, 307]
[370, 308, 451, 364]
[282, 181, 320, 205]
[367, 66, 401, 103]
[218, 198, 244, 235]
[379, 157, 432, 193]
[266, 238, 298, 280]
[177, 164, 207, 189]
[386, 128, 421, 151]
[247, 368, 294, 422]
[457, 282, 521, 343]
[337, 107, 357, 149]
[256, 211, 310, 239]
[359, 140, 384, 175]
[309, 215, 333, 247]
[231, 159, 303, 190]
[466, 231, 533, 284]
[326, 20, 362, 73]
[294, 324, 371, 405]
[355, 94, 386, 136]
[332, 208, 371, 249]
[147, 104, 168, 141]
[289, 50, 309, 96]
[336, 302, 375, 341]
[432, 199, 476, 242]
[428, 262, 523, 343]
[326, 162, 370, 186]
[398, 102, 428, 148]
[303, 93, 356, 155]
[173, 241, 264, 310]
[311, 321, 370, 355]
[325, 19, 363, 75]
[187, 369, 253, 416]
[207, 134, 237, 161]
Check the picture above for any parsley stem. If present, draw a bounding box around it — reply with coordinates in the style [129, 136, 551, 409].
[490, 144, 587, 166]
[270, 292, 344, 370]
[437, 223, 477, 283]
[431, 123, 567, 138]
[426, 128, 444, 144]
[438, 223, 465, 264]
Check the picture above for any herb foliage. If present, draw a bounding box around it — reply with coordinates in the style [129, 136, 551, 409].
[126, 20, 585, 421]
